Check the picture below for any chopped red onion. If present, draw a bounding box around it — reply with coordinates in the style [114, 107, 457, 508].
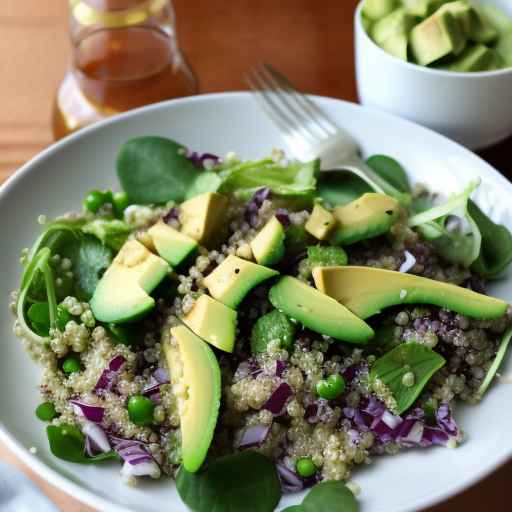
[399, 250, 417, 273]
[121, 460, 161, 479]
[436, 403, 458, 437]
[275, 208, 291, 227]
[402, 421, 424, 444]
[246, 188, 271, 226]
[263, 383, 293, 415]
[238, 425, 270, 449]
[153, 367, 169, 384]
[380, 410, 403, 430]
[111, 436, 160, 478]
[275, 360, 286, 378]
[94, 355, 126, 395]
[187, 151, 221, 169]
[163, 207, 180, 224]
[276, 463, 304, 493]
[70, 400, 105, 423]
[82, 422, 111, 454]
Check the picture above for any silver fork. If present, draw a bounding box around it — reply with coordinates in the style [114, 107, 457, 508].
[245, 63, 404, 200]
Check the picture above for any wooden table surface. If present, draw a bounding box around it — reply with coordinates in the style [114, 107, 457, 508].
[0, 1, 510, 510]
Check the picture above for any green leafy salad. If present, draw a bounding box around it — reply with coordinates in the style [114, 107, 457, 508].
[11, 136, 512, 511]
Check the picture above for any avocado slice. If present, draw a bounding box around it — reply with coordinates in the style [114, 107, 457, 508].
[313, 266, 508, 320]
[381, 31, 409, 60]
[305, 203, 337, 240]
[180, 192, 228, 247]
[203, 255, 279, 309]
[329, 193, 400, 245]
[182, 294, 237, 353]
[403, 0, 444, 18]
[250, 216, 285, 266]
[475, 4, 512, 35]
[269, 276, 374, 343]
[470, 8, 498, 44]
[164, 325, 221, 473]
[436, 1, 479, 37]
[90, 240, 169, 323]
[371, 8, 415, 47]
[148, 221, 198, 267]
[363, 0, 398, 21]
[438, 44, 497, 72]
[410, 10, 466, 65]
[496, 33, 512, 67]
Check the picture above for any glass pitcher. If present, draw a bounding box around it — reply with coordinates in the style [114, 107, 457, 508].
[52, 0, 198, 140]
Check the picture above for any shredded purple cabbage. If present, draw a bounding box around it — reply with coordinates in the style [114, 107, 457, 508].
[83, 422, 111, 455]
[275, 208, 291, 227]
[187, 151, 221, 169]
[276, 463, 304, 493]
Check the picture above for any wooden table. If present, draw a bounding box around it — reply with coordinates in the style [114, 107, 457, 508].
[0, 1, 510, 510]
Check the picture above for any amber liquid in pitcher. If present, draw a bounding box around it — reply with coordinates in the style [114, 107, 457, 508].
[53, 25, 197, 140]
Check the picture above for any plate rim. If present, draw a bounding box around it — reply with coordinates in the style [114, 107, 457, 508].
[1, 90, 511, 512]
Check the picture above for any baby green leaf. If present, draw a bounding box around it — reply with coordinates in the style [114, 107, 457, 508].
[477, 327, 512, 399]
[251, 309, 296, 355]
[46, 424, 118, 464]
[370, 343, 446, 415]
[117, 137, 199, 204]
[317, 172, 372, 207]
[366, 154, 411, 193]
[73, 236, 113, 300]
[468, 200, 512, 278]
[176, 452, 281, 512]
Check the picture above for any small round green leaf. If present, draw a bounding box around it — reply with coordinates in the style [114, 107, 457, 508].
[302, 481, 359, 512]
[176, 452, 281, 512]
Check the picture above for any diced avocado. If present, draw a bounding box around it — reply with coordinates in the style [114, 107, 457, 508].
[250, 309, 296, 355]
[496, 32, 512, 67]
[90, 240, 169, 323]
[165, 325, 221, 472]
[250, 216, 285, 266]
[305, 204, 337, 240]
[371, 8, 415, 46]
[410, 10, 466, 65]
[203, 255, 279, 309]
[361, 14, 373, 33]
[313, 266, 508, 320]
[180, 192, 228, 247]
[470, 8, 498, 44]
[475, 4, 512, 35]
[438, 43, 496, 72]
[436, 1, 479, 37]
[363, 0, 398, 21]
[148, 221, 197, 267]
[329, 193, 400, 245]
[308, 245, 348, 267]
[182, 294, 237, 353]
[403, 0, 444, 18]
[269, 276, 374, 343]
[381, 31, 409, 60]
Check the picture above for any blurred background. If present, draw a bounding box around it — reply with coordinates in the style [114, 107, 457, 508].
[0, 0, 509, 510]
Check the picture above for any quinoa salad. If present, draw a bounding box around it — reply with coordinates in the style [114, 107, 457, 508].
[11, 136, 512, 511]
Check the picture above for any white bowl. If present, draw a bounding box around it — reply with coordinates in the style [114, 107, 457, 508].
[355, 0, 512, 150]
[1, 92, 512, 512]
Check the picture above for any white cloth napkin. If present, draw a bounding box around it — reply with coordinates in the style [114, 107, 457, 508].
[0, 461, 58, 512]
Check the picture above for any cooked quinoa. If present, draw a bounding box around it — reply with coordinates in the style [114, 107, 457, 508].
[11, 145, 512, 503]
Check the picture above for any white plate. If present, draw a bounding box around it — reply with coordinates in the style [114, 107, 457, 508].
[1, 92, 511, 512]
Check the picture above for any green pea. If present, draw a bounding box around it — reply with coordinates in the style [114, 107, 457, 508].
[62, 355, 81, 374]
[113, 191, 131, 218]
[296, 457, 316, 478]
[316, 374, 346, 400]
[84, 190, 108, 213]
[127, 395, 155, 426]
[36, 401, 58, 422]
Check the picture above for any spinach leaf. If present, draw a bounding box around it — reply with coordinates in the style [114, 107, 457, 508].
[219, 159, 318, 200]
[82, 219, 134, 251]
[370, 343, 446, 415]
[302, 481, 359, 512]
[117, 137, 201, 204]
[73, 236, 113, 300]
[408, 181, 482, 268]
[477, 327, 512, 399]
[366, 155, 411, 193]
[176, 452, 281, 512]
[185, 171, 223, 200]
[282, 481, 359, 512]
[46, 424, 118, 464]
[317, 172, 372, 207]
[468, 200, 512, 278]
[27, 303, 71, 336]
